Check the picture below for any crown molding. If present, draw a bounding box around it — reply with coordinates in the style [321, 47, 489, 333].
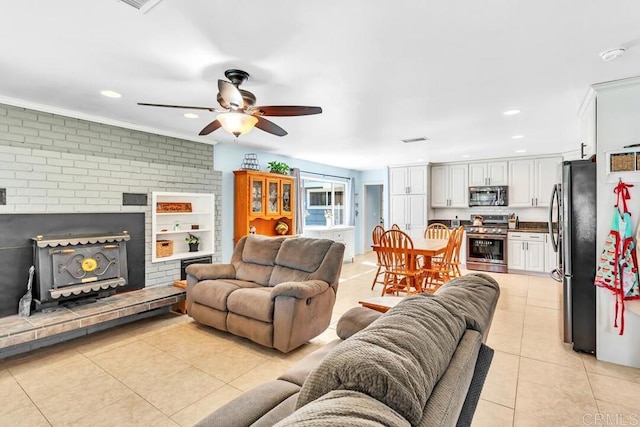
[0, 95, 218, 146]
[592, 75, 640, 91]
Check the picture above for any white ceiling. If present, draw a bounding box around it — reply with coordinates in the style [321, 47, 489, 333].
[1, 1, 640, 171]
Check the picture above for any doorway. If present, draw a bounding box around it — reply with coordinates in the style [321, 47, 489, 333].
[363, 183, 384, 251]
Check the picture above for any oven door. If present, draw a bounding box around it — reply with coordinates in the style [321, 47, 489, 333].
[467, 233, 507, 265]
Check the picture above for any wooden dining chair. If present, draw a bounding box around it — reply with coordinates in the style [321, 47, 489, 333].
[423, 223, 451, 239]
[450, 225, 465, 278]
[370, 225, 386, 290]
[391, 224, 401, 230]
[378, 229, 424, 296]
[423, 227, 458, 293]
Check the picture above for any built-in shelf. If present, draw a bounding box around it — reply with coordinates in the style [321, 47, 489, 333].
[152, 192, 215, 263]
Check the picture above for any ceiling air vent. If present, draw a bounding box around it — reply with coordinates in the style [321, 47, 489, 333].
[118, 0, 163, 13]
[401, 137, 430, 143]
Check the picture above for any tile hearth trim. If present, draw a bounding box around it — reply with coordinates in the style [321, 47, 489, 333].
[0, 285, 185, 356]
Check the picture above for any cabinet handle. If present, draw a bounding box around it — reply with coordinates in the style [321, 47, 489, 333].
[531, 198, 534, 206]
[522, 242, 524, 251]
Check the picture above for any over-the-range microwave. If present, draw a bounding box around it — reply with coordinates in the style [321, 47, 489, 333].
[468, 186, 508, 207]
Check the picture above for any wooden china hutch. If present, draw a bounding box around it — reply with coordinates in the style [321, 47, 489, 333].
[233, 170, 296, 243]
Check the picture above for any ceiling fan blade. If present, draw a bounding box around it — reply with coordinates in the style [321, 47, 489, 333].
[199, 119, 222, 136]
[137, 102, 219, 112]
[254, 105, 322, 117]
[255, 116, 287, 137]
[218, 80, 244, 109]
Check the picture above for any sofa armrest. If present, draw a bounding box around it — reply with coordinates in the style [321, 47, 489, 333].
[185, 263, 236, 281]
[270, 280, 330, 300]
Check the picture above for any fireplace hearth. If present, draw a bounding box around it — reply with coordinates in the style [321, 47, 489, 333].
[32, 231, 131, 311]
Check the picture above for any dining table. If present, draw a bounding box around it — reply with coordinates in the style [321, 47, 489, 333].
[372, 237, 449, 293]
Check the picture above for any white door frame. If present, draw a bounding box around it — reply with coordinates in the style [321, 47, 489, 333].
[362, 181, 385, 253]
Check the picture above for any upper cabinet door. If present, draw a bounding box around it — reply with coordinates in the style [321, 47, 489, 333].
[430, 165, 449, 207]
[487, 161, 508, 185]
[389, 168, 408, 195]
[407, 165, 427, 194]
[534, 157, 561, 208]
[281, 180, 293, 215]
[266, 178, 280, 216]
[508, 159, 535, 207]
[448, 164, 469, 207]
[468, 163, 488, 186]
[250, 176, 265, 216]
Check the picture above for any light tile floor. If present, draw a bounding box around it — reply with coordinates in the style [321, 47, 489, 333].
[1, 252, 639, 426]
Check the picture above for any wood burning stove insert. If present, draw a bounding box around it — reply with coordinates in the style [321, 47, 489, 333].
[32, 231, 131, 311]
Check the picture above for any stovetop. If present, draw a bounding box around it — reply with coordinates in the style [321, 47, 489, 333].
[466, 214, 509, 235]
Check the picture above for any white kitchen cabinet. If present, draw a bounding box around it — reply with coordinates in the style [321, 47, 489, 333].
[390, 194, 427, 240]
[152, 192, 215, 263]
[389, 165, 427, 195]
[508, 232, 545, 272]
[304, 226, 355, 262]
[389, 165, 428, 239]
[578, 91, 597, 159]
[468, 161, 508, 186]
[508, 157, 561, 207]
[430, 164, 468, 208]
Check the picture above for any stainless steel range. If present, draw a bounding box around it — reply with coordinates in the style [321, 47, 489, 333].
[466, 214, 508, 273]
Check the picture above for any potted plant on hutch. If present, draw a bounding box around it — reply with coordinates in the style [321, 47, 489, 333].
[267, 161, 290, 175]
[185, 233, 200, 252]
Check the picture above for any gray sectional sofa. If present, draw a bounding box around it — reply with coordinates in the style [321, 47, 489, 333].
[195, 273, 500, 426]
[185, 235, 345, 353]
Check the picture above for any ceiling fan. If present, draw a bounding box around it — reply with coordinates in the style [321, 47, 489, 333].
[138, 69, 322, 138]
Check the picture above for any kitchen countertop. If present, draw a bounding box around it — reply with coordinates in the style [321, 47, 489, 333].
[508, 228, 549, 233]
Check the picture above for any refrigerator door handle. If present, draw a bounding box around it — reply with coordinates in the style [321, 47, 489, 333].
[549, 184, 559, 252]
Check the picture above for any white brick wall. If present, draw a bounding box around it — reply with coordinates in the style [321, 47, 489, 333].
[0, 103, 221, 287]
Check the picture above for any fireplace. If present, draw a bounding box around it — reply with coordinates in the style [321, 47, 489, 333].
[32, 231, 131, 311]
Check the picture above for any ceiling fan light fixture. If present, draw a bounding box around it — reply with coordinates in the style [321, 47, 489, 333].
[217, 112, 258, 137]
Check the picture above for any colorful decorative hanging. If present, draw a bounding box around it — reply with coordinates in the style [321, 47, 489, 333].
[594, 179, 640, 335]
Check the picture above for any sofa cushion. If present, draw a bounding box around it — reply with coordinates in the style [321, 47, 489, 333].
[190, 279, 261, 311]
[336, 306, 383, 340]
[296, 295, 466, 426]
[242, 234, 285, 266]
[275, 238, 333, 273]
[275, 390, 411, 427]
[194, 379, 300, 427]
[435, 273, 500, 340]
[227, 287, 274, 322]
[278, 339, 342, 387]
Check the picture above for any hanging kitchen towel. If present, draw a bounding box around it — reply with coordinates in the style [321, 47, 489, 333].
[594, 180, 640, 335]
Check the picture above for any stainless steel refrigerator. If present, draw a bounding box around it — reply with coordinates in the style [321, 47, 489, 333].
[549, 159, 596, 354]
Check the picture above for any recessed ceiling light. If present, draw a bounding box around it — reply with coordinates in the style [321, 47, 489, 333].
[503, 109, 521, 116]
[183, 113, 199, 119]
[515, 149, 527, 153]
[100, 90, 122, 98]
[512, 135, 524, 139]
[461, 154, 471, 158]
[600, 48, 625, 62]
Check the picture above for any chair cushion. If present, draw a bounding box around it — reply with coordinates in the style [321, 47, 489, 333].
[296, 295, 466, 426]
[227, 287, 274, 322]
[274, 390, 410, 427]
[190, 279, 261, 311]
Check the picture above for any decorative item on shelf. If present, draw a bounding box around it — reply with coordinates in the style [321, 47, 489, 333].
[156, 202, 192, 213]
[249, 225, 257, 234]
[173, 221, 180, 231]
[156, 240, 174, 258]
[324, 210, 333, 227]
[240, 153, 261, 171]
[275, 221, 289, 235]
[185, 233, 200, 252]
[191, 224, 199, 230]
[267, 161, 290, 175]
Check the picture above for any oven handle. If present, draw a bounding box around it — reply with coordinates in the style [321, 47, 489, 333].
[466, 234, 507, 239]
